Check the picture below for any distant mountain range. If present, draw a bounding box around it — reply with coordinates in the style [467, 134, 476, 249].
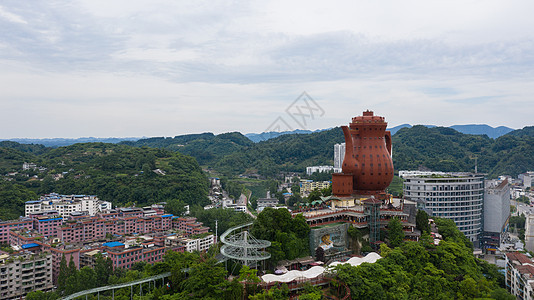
[0, 124, 517, 147]
[248, 124, 515, 142]
[245, 129, 328, 142]
[1, 137, 142, 147]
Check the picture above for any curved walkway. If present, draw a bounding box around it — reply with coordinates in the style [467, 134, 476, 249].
[219, 222, 271, 266]
[61, 272, 171, 300]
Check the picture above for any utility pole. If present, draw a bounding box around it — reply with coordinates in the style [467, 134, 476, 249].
[215, 219, 218, 243]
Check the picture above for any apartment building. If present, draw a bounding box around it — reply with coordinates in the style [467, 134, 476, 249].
[103, 241, 166, 269]
[172, 217, 209, 236]
[0, 252, 53, 300]
[300, 180, 331, 196]
[403, 173, 484, 244]
[483, 179, 510, 253]
[506, 252, 534, 300]
[165, 234, 215, 252]
[25, 194, 112, 218]
[334, 143, 346, 169]
[32, 216, 63, 238]
[0, 218, 33, 244]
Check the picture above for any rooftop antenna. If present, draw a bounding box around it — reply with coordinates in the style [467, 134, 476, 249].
[474, 156, 478, 174]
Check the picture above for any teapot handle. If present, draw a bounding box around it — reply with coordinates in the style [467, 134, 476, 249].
[385, 131, 392, 156]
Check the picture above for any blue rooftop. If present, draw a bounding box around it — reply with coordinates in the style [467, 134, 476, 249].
[103, 241, 124, 248]
[21, 243, 40, 249]
[38, 218, 62, 222]
[25, 200, 41, 204]
[162, 214, 173, 218]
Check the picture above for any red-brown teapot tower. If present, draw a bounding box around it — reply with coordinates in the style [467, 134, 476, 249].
[332, 110, 394, 199]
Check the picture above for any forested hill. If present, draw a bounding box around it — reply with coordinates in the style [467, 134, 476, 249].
[0, 143, 208, 220]
[122, 128, 345, 177]
[124, 126, 534, 178]
[392, 125, 534, 176]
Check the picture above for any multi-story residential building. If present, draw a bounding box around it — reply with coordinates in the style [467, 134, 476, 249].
[519, 172, 534, 189]
[505, 252, 534, 300]
[25, 194, 112, 218]
[334, 143, 346, 169]
[300, 180, 331, 196]
[482, 179, 510, 253]
[0, 251, 53, 300]
[257, 197, 279, 211]
[172, 217, 210, 236]
[32, 216, 63, 238]
[103, 241, 166, 269]
[403, 173, 484, 244]
[305, 166, 341, 176]
[58, 214, 175, 244]
[165, 234, 215, 253]
[0, 218, 33, 244]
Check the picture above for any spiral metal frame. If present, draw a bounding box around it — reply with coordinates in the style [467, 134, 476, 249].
[220, 222, 271, 267]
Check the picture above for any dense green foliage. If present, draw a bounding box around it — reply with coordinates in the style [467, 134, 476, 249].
[0, 143, 209, 220]
[386, 218, 405, 248]
[28, 216, 514, 300]
[251, 208, 311, 264]
[0, 180, 37, 220]
[416, 210, 431, 234]
[191, 207, 254, 235]
[393, 125, 534, 177]
[332, 217, 512, 300]
[123, 129, 344, 177]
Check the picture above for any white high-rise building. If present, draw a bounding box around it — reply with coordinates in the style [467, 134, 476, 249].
[403, 173, 484, 244]
[482, 179, 510, 253]
[334, 143, 345, 169]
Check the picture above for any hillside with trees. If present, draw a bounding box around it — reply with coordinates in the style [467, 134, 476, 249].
[0, 143, 209, 220]
[122, 126, 534, 178]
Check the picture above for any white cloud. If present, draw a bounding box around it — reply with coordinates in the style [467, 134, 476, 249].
[0, 5, 27, 24]
[0, 0, 533, 138]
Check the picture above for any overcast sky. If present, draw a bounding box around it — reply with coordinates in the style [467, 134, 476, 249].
[1, 0, 533, 138]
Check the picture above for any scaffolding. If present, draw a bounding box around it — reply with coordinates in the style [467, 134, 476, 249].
[363, 198, 381, 248]
[220, 222, 271, 268]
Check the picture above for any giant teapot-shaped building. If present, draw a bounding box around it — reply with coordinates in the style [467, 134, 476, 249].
[332, 110, 394, 198]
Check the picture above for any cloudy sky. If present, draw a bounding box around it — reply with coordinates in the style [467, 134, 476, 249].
[1, 0, 533, 138]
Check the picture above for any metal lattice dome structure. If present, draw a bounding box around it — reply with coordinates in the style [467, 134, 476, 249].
[220, 222, 271, 267]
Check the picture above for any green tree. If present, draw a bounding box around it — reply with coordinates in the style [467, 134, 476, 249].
[416, 210, 431, 234]
[387, 218, 405, 248]
[56, 255, 68, 293]
[165, 198, 187, 216]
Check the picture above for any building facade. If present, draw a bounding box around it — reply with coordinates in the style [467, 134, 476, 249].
[334, 143, 346, 169]
[0, 218, 33, 244]
[305, 166, 340, 176]
[506, 252, 534, 300]
[0, 252, 53, 300]
[300, 180, 331, 196]
[483, 179, 510, 253]
[403, 173, 484, 244]
[25, 194, 112, 218]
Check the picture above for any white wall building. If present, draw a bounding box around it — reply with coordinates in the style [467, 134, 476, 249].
[483, 179, 510, 253]
[306, 166, 340, 176]
[334, 143, 346, 169]
[398, 170, 447, 178]
[403, 173, 484, 244]
[25, 194, 112, 218]
[520, 172, 534, 189]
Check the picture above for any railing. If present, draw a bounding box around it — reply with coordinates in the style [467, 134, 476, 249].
[60, 272, 171, 300]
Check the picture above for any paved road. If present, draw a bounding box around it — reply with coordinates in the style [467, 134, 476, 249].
[512, 199, 534, 216]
